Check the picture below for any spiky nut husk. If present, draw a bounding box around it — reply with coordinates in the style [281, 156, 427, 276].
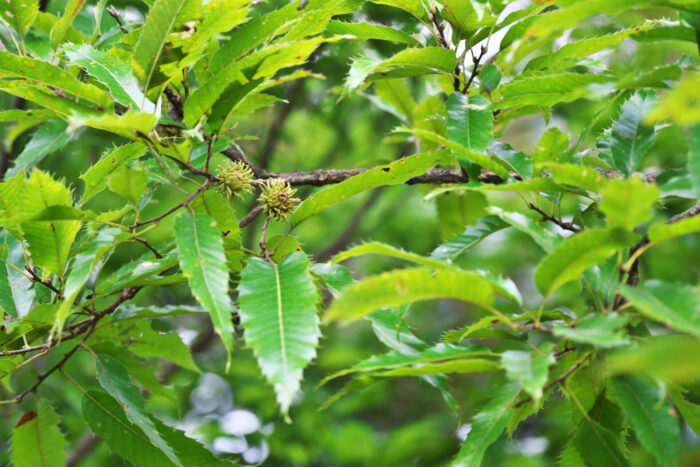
[215, 160, 254, 199]
[258, 179, 300, 222]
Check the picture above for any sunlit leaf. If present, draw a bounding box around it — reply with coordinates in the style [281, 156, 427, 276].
[237, 251, 320, 417]
[534, 228, 639, 296]
[613, 375, 680, 467]
[327, 267, 494, 322]
[453, 382, 521, 467]
[292, 150, 450, 226]
[11, 399, 66, 467]
[174, 211, 234, 360]
[620, 280, 700, 337]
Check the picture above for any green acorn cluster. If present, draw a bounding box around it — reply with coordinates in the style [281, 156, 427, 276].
[215, 160, 254, 199]
[258, 179, 300, 222]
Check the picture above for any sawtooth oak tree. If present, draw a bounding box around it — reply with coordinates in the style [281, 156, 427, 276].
[1, 0, 700, 465]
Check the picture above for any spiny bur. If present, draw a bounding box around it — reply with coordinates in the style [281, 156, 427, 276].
[215, 160, 254, 199]
[258, 179, 300, 222]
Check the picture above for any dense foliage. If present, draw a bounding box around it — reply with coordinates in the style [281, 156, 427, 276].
[1, 0, 700, 465]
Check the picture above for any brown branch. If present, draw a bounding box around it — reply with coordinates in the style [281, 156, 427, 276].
[238, 204, 264, 228]
[13, 322, 98, 403]
[669, 202, 700, 223]
[133, 237, 163, 258]
[528, 203, 581, 233]
[163, 87, 184, 122]
[129, 180, 210, 229]
[106, 6, 128, 35]
[463, 45, 487, 93]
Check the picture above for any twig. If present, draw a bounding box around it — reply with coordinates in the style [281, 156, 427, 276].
[259, 215, 271, 261]
[669, 202, 700, 223]
[25, 267, 63, 297]
[129, 181, 210, 228]
[238, 204, 264, 228]
[463, 45, 487, 93]
[528, 203, 580, 233]
[12, 322, 98, 403]
[163, 87, 184, 122]
[133, 237, 163, 258]
[106, 6, 128, 35]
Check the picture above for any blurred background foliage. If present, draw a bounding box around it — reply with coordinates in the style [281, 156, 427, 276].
[1, 0, 699, 465]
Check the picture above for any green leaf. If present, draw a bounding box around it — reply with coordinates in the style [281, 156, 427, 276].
[191, 190, 243, 273]
[0, 109, 55, 123]
[575, 418, 629, 467]
[599, 177, 659, 230]
[524, 0, 648, 40]
[452, 382, 521, 467]
[620, 280, 700, 337]
[332, 241, 447, 269]
[648, 214, 700, 243]
[689, 125, 700, 199]
[94, 354, 180, 465]
[49, 0, 86, 48]
[0, 50, 112, 109]
[210, 1, 303, 67]
[534, 228, 639, 296]
[608, 335, 700, 384]
[11, 399, 66, 467]
[108, 168, 148, 205]
[132, 0, 188, 92]
[430, 215, 506, 261]
[0, 244, 18, 318]
[366, 308, 460, 412]
[174, 211, 234, 361]
[0, 80, 100, 119]
[320, 342, 492, 386]
[82, 391, 174, 466]
[501, 343, 555, 402]
[19, 170, 81, 275]
[7, 120, 70, 178]
[668, 387, 700, 436]
[291, 150, 450, 226]
[446, 93, 494, 157]
[64, 43, 153, 112]
[489, 141, 532, 179]
[612, 376, 679, 467]
[345, 47, 458, 92]
[55, 227, 121, 330]
[80, 143, 148, 203]
[237, 251, 320, 417]
[326, 21, 420, 45]
[374, 78, 415, 121]
[369, 0, 427, 19]
[394, 127, 510, 179]
[598, 90, 658, 176]
[553, 313, 629, 348]
[546, 162, 606, 192]
[488, 206, 562, 253]
[327, 267, 494, 322]
[441, 0, 495, 38]
[90, 320, 198, 372]
[178, 0, 249, 56]
[525, 26, 653, 71]
[72, 111, 158, 140]
[493, 73, 612, 109]
[534, 127, 569, 166]
[0, 0, 37, 38]
[0, 172, 27, 236]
